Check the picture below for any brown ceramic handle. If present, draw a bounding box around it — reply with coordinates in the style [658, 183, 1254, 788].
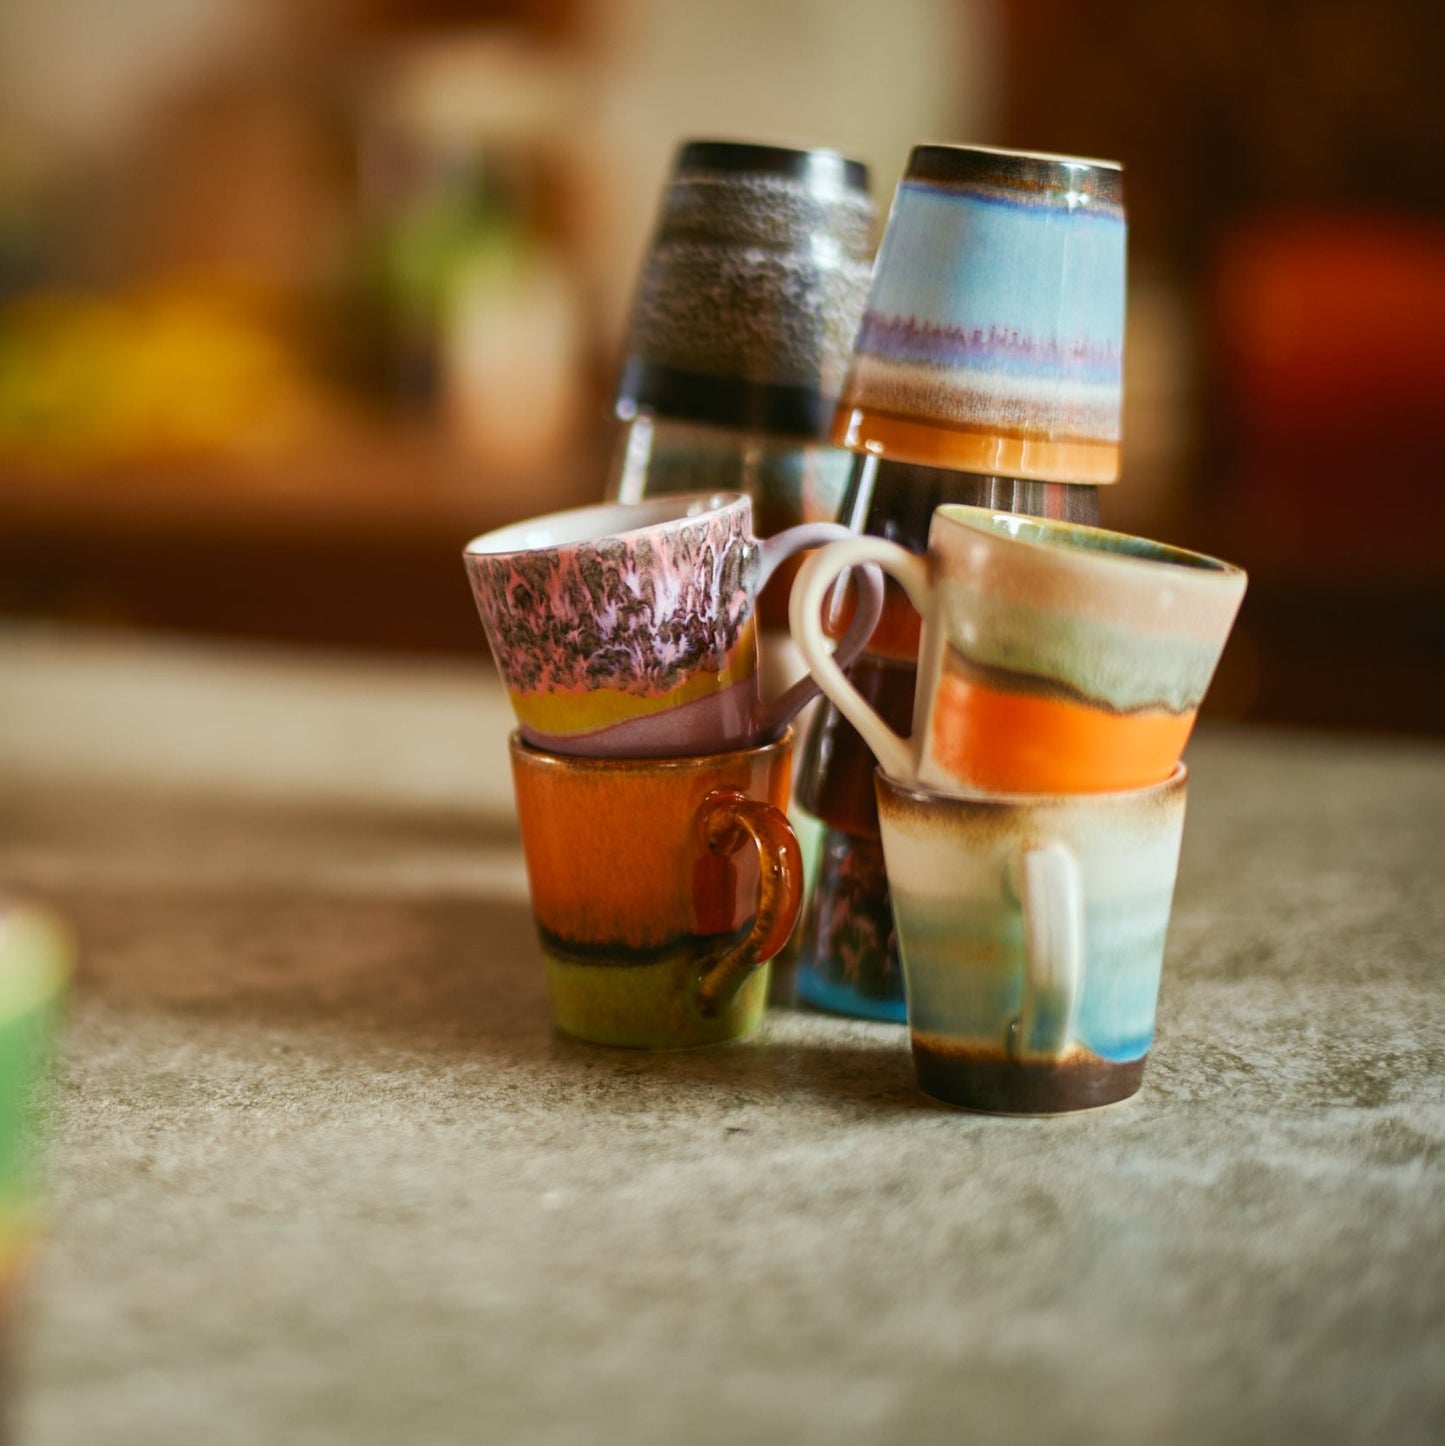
[693, 789, 804, 1017]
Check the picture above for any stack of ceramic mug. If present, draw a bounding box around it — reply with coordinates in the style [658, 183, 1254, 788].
[462, 495, 881, 1048]
[790, 507, 1247, 1112]
[460, 134, 1251, 1115]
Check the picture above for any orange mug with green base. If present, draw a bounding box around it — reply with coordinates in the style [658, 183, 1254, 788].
[792, 505, 1246, 796]
[509, 731, 803, 1047]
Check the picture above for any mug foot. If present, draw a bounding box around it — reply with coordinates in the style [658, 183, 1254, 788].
[544, 954, 770, 1050]
[911, 1035, 1147, 1114]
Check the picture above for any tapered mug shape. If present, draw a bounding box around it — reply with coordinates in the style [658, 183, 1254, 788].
[510, 733, 803, 1048]
[466, 493, 880, 758]
[877, 766, 1188, 1113]
[615, 138, 875, 438]
[792, 505, 1245, 795]
[832, 143, 1127, 484]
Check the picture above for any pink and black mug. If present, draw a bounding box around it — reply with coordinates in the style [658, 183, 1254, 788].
[464, 492, 881, 758]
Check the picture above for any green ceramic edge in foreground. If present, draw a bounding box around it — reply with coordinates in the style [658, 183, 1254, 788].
[543, 953, 771, 1049]
[0, 908, 72, 1268]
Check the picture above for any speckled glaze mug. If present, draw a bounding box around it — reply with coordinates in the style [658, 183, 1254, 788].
[510, 732, 802, 1048]
[877, 765, 1188, 1112]
[465, 493, 880, 758]
[614, 138, 875, 447]
[792, 505, 1246, 796]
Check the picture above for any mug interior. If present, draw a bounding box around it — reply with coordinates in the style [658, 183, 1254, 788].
[935, 505, 1240, 578]
[464, 492, 745, 558]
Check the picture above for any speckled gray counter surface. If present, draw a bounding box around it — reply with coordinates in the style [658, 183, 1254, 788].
[1, 628, 1442, 1446]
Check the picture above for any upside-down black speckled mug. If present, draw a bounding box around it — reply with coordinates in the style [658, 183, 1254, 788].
[463, 493, 881, 758]
[614, 138, 875, 453]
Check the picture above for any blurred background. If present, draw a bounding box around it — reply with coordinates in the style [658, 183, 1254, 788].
[1, 0, 1441, 734]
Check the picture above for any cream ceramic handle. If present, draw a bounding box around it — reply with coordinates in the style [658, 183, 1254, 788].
[1009, 844, 1085, 1063]
[753, 524, 884, 740]
[789, 537, 933, 784]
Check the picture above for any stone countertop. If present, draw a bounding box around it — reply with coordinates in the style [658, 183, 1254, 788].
[1, 626, 1442, 1446]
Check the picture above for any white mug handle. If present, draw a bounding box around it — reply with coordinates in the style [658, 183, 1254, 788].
[1007, 844, 1085, 1063]
[788, 537, 934, 784]
[753, 523, 884, 739]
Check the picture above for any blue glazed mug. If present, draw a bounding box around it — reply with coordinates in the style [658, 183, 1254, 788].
[831, 144, 1127, 486]
[875, 765, 1187, 1113]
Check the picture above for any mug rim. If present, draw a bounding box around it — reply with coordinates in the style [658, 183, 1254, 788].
[933, 504, 1245, 583]
[463, 491, 749, 559]
[911, 140, 1123, 171]
[673, 138, 870, 193]
[905, 142, 1125, 205]
[877, 760, 1187, 811]
[509, 727, 793, 774]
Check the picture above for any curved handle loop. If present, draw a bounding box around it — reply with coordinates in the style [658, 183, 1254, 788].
[753, 523, 884, 740]
[1007, 844, 1085, 1063]
[788, 537, 933, 783]
[693, 789, 804, 1018]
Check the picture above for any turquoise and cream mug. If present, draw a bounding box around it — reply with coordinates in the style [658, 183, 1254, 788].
[876, 766, 1188, 1113]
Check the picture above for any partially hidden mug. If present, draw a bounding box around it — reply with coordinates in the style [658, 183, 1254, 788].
[876, 765, 1188, 1113]
[510, 732, 803, 1048]
[791, 504, 1246, 795]
[466, 492, 881, 758]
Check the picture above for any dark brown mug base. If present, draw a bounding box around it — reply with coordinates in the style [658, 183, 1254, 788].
[912, 1038, 1147, 1115]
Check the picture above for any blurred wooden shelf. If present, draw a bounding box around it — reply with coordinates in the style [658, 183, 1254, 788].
[0, 428, 592, 545]
[0, 428, 598, 653]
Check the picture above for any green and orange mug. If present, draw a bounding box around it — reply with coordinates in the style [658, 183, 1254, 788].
[509, 731, 803, 1048]
[791, 505, 1246, 796]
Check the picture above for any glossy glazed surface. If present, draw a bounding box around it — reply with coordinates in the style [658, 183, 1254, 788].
[795, 505, 1246, 798]
[915, 507, 1246, 793]
[467, 494, 877, 758]
[509, 734, 800, 1048]
[618, 139, 875, 438]
[792, 825, 905, 1022]
[876, 767, 1188, 1112]
[832, 143, 1126, 483]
